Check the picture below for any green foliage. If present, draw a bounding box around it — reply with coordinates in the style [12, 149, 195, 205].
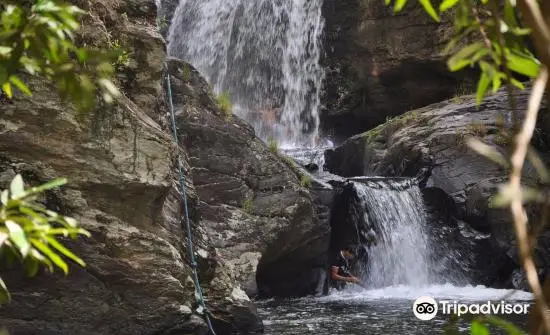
[452, 83, 475, 103]
[182, 64, 192, 82]
[268, 138, 279, 154]
[363, 110, 424, 146]
[386, 0, 540, 104]
[242, 197, 253, 214]
[156, 15, 169, 31]
[0, 174, 90, 303]
[216, 91, 232, 119]
[300, 174, 312, 188]
[281, 155, 296, 169]
[108, 39, 131, 69]
[0, 0, 119, 112]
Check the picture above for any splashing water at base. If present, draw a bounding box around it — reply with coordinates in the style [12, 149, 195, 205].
[167, 0, 324, 147]
[258, 285, 533, 334]
[353, 181, 435, 288]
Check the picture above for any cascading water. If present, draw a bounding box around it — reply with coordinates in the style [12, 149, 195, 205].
[353, 180, 435, 288]
[167, 0, 324, 147]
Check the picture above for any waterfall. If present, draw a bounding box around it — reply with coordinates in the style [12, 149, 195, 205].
[353, 180, 435, 288]
[167, 0, 325, 148]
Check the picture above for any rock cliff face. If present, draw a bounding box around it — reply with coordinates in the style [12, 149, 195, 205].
[321, 0, 477, 141]
[0, 1, 264, 334]
[166, 58, 331, 299]
[325, 89, 550, 287]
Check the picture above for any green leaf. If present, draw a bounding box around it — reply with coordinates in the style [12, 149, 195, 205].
[504, 0, 519, 27]
[30, 248, 53, 272]
[492, 73, 505, 93]
[476, 71, 491, 104]
[507, 52, 540, 78]
[63, 216, 78, 228]
[471, 48, 491, 63]
[25, 257, 39, 277]
[385, 0, 392, 5]
[490, 185, 544, 208]
[2, 82, 12, 98]
[527, 147, 549, 183]
[466, 137, 509, 168]
[449, 59, 472, 72]
[448, 43, 484, 72]
[9, 175, 25, 199]
[30, 238, 68, 274]
[394, 0, 408, 12]
[439, 0, 459, 11]
[98, 78, 120, 99]
[442, 26, 475, 55]
[470, 320, 489, 335]
[0, 46, 13, 57]
[44, 236, 86, 267]
[9, 76, 32, 96]
[419, 0, 440, 22]
[510, 77, 525, 90]
[0, 232, 8, 248]
[1, 191, 8, 206]
[5, 220, 30, 257]
[509, 27, 532, 36]
[27, 178, 67, 195]
[0, 276, 11, 304]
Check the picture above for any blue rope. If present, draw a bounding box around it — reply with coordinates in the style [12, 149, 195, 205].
[166, 71, 217, 335]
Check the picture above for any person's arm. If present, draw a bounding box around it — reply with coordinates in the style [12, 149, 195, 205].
[331, 266, 360, 283]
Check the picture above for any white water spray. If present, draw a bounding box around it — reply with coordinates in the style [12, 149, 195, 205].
[354, 181, 434, 288]
[167, 0, 324, 147]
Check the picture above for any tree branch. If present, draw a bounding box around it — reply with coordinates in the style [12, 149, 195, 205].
[509, 65, 550, 334]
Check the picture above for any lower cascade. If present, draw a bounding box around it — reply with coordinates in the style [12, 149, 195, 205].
[353, 180, 435, 288]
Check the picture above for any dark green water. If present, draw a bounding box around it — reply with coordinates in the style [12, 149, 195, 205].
[257, 285, 533, 334]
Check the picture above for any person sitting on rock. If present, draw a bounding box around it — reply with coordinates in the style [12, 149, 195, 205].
[329, 246, 361, 290]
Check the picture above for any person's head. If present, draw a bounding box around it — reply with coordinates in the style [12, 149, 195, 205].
[365, 231, 379, 246]
[341, 246, 356, 259]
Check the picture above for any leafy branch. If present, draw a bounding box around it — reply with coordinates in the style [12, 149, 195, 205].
[0, 175, 89, 303]
[0, 0, 120, 112]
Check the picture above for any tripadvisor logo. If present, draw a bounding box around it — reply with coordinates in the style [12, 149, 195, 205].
[413, 296, 531, 321]
[413, 296, 438, 320]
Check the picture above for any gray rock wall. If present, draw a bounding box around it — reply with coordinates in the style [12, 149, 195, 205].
[321, 0, 477, 141]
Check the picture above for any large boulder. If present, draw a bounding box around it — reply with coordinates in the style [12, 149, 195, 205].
[166, 58, 331, 298]
[325, 88, 550, 287]
[0, 1, 261, 334]
[321, 0, 477, 141]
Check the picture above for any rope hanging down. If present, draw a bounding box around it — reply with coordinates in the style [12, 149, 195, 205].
[166, 70, 217, 335]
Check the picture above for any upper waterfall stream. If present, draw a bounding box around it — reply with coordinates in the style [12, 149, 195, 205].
[167, 0, 324, 147]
